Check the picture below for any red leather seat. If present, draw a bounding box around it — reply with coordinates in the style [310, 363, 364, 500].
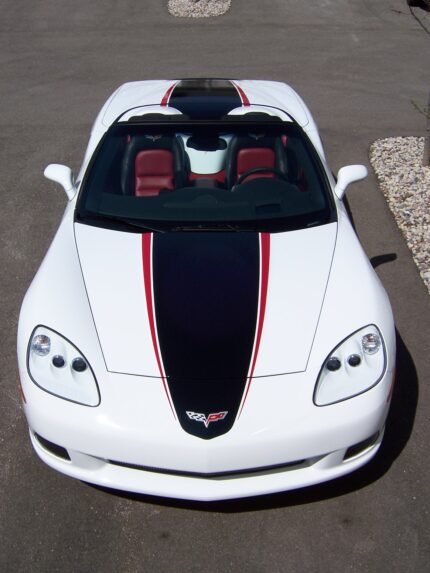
[235, 147, 276, 182]
[134, 149, 175, 197]
[121, 134, 187, 197]
[225, 134, 288, 189]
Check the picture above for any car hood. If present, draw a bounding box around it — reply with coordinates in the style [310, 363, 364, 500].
[75, 222, 337, 380]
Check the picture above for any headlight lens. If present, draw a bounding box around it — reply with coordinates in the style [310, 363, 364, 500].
[31, 334, 51, 356]
[27, 326, 100, 406]
[362, 332, 382, 355]
[314, 325, 386, 406]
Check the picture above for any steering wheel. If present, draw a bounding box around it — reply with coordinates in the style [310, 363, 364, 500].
[235, 167, 289, 186]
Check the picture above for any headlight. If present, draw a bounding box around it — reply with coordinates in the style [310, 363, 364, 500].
[27, 326, 100, 406]
[31, 334, 51, 356]
[314, 325, 386, 406]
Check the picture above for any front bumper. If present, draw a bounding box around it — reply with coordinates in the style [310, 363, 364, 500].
[30, 428, 384, 501]
[21, 363, 394, 501]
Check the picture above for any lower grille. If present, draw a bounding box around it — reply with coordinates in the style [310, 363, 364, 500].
[108, 458, 306, 479]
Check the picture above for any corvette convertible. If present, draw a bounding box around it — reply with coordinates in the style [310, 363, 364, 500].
[17, 79, 395, 501]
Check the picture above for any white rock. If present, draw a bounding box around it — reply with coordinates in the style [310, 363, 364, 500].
[370, 137, 430, 295]
[168, 0, 231, 18]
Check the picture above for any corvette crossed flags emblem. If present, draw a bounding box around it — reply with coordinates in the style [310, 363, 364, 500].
[186, 411, 228, 428]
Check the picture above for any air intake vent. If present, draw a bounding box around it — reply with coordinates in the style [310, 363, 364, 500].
[35, 433, 70, 461]
[344, 432, 379, 461]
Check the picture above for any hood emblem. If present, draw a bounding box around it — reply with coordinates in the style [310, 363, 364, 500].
[186, 411, 228, 428]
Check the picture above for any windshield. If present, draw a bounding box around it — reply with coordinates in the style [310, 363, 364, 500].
[76, 118, 334, 233]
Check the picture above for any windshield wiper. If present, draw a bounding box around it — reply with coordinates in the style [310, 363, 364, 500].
[116, 218, 166, 233]
[306, 219, 325, 228]
[80, 213, 166, 233]
[170, 223, 242, 232]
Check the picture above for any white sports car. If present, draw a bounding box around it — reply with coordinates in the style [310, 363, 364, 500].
[18, 79, 396, 501]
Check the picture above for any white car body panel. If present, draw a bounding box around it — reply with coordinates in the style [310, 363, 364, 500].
[18, 79, 396, 501]
[252, 223, 337, 376]
[101, 81, 177, 127]
[74, 224, 160, 376]
[23, 356, 392, 475]
[75, 222, 337, 377]
[18, 204, 104, 379]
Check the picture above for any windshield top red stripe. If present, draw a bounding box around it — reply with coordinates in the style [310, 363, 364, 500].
[231, 81, 250, 106]
[160, 82, 178, 106]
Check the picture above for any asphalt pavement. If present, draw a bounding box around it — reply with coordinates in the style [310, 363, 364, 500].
[1, 1, 429, 571]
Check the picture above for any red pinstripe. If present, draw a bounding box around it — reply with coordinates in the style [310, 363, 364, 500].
[239, 233, 270, 415]
[160, 82, 178, 106]
[142, 233, 176, 417]
[231, 81, 250, 106]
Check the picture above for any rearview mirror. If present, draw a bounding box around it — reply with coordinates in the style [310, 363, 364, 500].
[44, 164, 76, 200]
[334, 165, 368, 199]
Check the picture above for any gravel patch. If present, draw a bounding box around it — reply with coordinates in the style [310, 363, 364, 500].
[370, 137, 430, 294]
[168, 0, 231, 18]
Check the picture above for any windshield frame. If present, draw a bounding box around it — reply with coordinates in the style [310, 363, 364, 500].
[76, 117, 336, 233]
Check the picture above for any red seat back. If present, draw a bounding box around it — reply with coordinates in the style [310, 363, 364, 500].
[236, 148, 276, 182]
[135, 149, 174, 197]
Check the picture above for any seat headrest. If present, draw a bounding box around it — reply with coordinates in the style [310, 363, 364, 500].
[186, 136, 227, 151]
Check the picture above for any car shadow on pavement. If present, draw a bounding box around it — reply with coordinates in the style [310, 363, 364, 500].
[92, 330, 417, 512]
[370, 253, 397, 268]
[409, 1, 430, 12]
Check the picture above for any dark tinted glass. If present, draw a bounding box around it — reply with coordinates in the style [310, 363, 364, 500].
[77, 119, 334, 233]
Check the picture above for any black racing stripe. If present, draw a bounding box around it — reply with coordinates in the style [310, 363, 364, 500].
[152, 232, 259, 439]
[169, 79, 242, 119]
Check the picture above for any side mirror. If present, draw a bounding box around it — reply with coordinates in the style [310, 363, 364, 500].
[44, 164, 76, 200]
[334, 165, 368, 199]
